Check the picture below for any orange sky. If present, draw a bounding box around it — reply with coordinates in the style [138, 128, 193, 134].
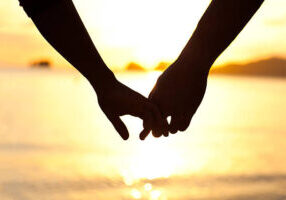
[1, 0, 286, 69]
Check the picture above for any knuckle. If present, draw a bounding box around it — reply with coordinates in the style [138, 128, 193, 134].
[179, 126, 188, 132]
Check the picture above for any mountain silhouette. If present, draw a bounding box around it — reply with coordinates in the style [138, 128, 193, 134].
[210, 57, 286, 78]
[125, 62, 145, 71]
[155, 62, 171, 71]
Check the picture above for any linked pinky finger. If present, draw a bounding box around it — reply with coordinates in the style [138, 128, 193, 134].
[139, 128, 151, 140]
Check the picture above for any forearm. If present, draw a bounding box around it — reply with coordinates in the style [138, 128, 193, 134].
[20, 0, 115, 92]
[179, 0, 264, 71]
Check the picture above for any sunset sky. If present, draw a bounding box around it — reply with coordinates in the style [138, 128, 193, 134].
[1, 0, 286, 70]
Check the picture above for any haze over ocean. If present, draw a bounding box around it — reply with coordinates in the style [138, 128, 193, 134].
[0, 68, 286, 200]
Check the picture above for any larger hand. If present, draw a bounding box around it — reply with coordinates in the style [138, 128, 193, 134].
[140, 59, 209, 140]
[94, 76, 168, 140]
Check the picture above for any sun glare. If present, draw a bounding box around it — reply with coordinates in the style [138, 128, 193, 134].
[130, 184, 165, 200]
[131, 189, 142, 199]
[116, 72, 212, 183]
[144, 183, 152, 191]
[74, 0, 210, 69]
[120, 139, 184, 185]
[2, 0, 286, 68]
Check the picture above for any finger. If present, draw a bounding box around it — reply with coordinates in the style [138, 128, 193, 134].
[169, 115, 181, 134]
[107, 114, 129, 140]
[152, 129, 162, 138]
[145, 103, 168, 138]
[139, 111, 152, 140]
[143, 110, 153, 130]
[140, 128, 151, 140]
[178, 116, 192, 132]
[152, 105, 169, 133]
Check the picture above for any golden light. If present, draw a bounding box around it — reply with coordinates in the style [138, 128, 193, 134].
[117, 72, 213, 183]
[144, 183, 152, 191]
[74, 0, 210, 69]
[131, 188, 142, 199]
[150, 190, 162, 200]
[2, 0, 286, 68]
[120, 139, 184, 183]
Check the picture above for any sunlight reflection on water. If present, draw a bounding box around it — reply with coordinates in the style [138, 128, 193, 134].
[0, 69, 286, 199]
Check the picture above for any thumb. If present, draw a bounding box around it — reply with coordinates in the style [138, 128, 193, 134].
[139, 109, 153, 140]
[107, 114, 129, 140]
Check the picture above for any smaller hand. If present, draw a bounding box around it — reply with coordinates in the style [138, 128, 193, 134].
[95, 77, 168, 140]
[140, 59, 209, 140]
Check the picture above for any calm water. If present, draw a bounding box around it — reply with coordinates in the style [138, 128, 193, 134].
[0, 68, 286, 200]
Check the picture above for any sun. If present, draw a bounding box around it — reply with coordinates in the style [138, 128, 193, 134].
[74, 0, 210, 69]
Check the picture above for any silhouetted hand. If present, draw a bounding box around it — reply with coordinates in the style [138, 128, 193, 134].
[95, 77, 168, 140]
[140, 59, 209, 140]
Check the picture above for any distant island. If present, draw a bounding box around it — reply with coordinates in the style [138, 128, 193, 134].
[124, 61, 172, 71]
[155, 62, 171, 71]
[125, 62, 145, 71]
[30, 59, 51, 68]
[210, 57, 286, 78]
[121, 57, 286, 78]
[153, 57, 286, 78]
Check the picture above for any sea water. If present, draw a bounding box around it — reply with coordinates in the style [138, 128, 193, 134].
[0, 68, 286, 200]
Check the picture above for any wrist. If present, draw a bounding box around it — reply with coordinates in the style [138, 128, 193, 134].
[82, 62, 118, 95]
[176, 52, 211, 77]
[178, 22, 218, 73]
[92, 71, 118, 95]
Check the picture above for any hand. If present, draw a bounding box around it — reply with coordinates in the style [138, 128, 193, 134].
[94, 76, 168, 140]
[140, 58, 209, 140]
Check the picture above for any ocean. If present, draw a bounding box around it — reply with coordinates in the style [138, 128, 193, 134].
[0, 68, 286, 200]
